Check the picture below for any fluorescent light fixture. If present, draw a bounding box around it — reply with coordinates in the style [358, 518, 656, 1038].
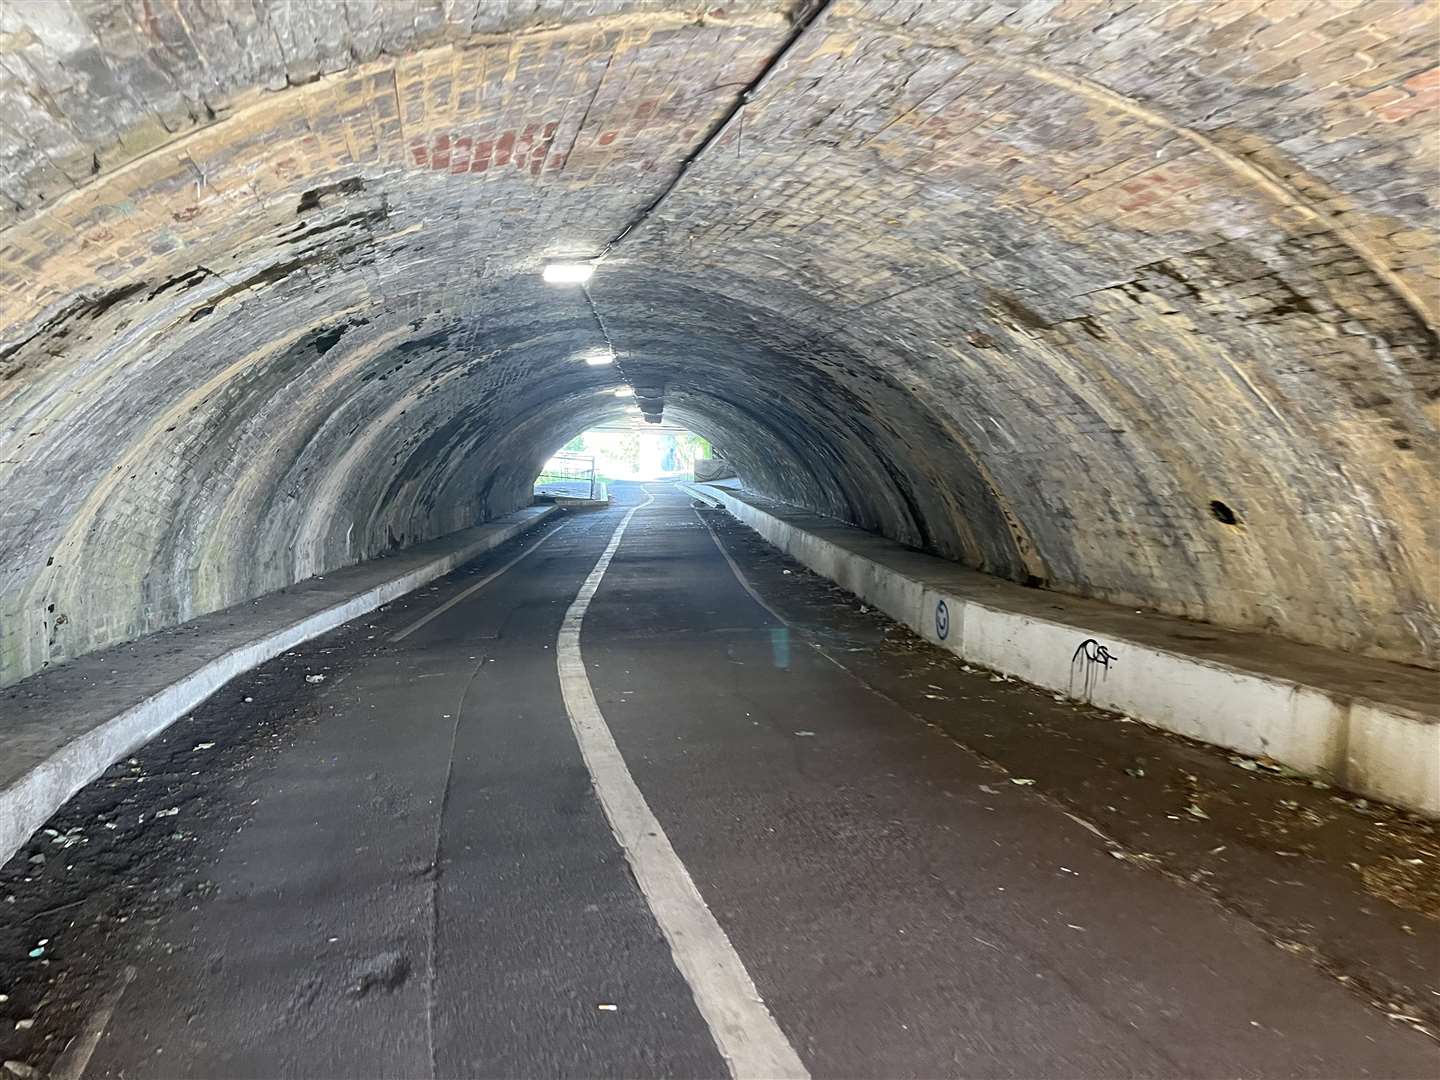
[614, 386, 634, 397]
[579, 347, 615, 366]
[543, 261, 595, 284]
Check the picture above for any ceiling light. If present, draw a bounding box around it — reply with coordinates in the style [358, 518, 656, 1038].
[614, 386, 634, 397]
[543, 262, 595, 285]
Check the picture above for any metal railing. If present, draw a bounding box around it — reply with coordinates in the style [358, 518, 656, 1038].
[534, 453, 598, 500]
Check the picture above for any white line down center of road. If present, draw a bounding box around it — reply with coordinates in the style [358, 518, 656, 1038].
[556, 492, 810, 1080]
[390, 521, 569, 642]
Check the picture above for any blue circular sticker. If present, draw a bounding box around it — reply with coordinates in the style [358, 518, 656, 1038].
[935, 599, 950, 641]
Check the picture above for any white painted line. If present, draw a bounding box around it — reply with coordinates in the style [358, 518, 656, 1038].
[693, 494, 871, 683]
[691, 484, 1440, 817]
[2, 508, 559, 868]
[52, 964, 135, 1080]
[390, 521, 569, 642]
[556, 492, 809, 1080]
[691, 501, 790, 627]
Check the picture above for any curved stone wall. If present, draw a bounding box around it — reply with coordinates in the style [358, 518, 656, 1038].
[1, 0, 1435, 686]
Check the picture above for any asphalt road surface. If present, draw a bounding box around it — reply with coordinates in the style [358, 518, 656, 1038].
[2, 482, 1436, 1079]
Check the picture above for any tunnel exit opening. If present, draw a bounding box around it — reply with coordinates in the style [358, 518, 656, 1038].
[534, 425, 711, 499]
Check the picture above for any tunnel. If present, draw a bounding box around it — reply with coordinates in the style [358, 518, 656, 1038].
[2, 0, 1435, 692]
[3, 3, 1440, 1077]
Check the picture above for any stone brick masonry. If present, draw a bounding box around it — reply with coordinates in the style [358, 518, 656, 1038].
[0, 0, 1435, 687]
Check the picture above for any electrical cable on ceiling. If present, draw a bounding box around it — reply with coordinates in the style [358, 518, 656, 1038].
[596, 0, 834, 260]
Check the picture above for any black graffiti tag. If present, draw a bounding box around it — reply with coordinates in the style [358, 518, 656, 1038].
[1069, 638, 1116, 700]
[1071, 638, 1117, 670]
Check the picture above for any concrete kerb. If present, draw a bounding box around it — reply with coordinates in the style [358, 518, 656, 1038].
[0, 506, 559, 867]
[681, 483, 1439, 817]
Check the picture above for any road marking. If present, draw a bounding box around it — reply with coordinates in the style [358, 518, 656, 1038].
[693, 493, 870, 688]
[690, 503, 790, 626]
[390, 521, 569, 642]
[52, 965, 135, 1080]
[556, 491, 809, 1080]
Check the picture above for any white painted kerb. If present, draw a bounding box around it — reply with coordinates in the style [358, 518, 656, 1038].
[682, 484, 1439, 817]
[1, 508, 558, 866]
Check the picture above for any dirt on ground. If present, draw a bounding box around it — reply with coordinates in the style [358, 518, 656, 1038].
[2, 509, 1437, 1076]
[696, 505, 1440, 1043]
[0, 629, 357, 1077]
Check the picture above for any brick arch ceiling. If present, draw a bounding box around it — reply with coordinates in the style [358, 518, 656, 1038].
[1, 0, 1436, 687]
